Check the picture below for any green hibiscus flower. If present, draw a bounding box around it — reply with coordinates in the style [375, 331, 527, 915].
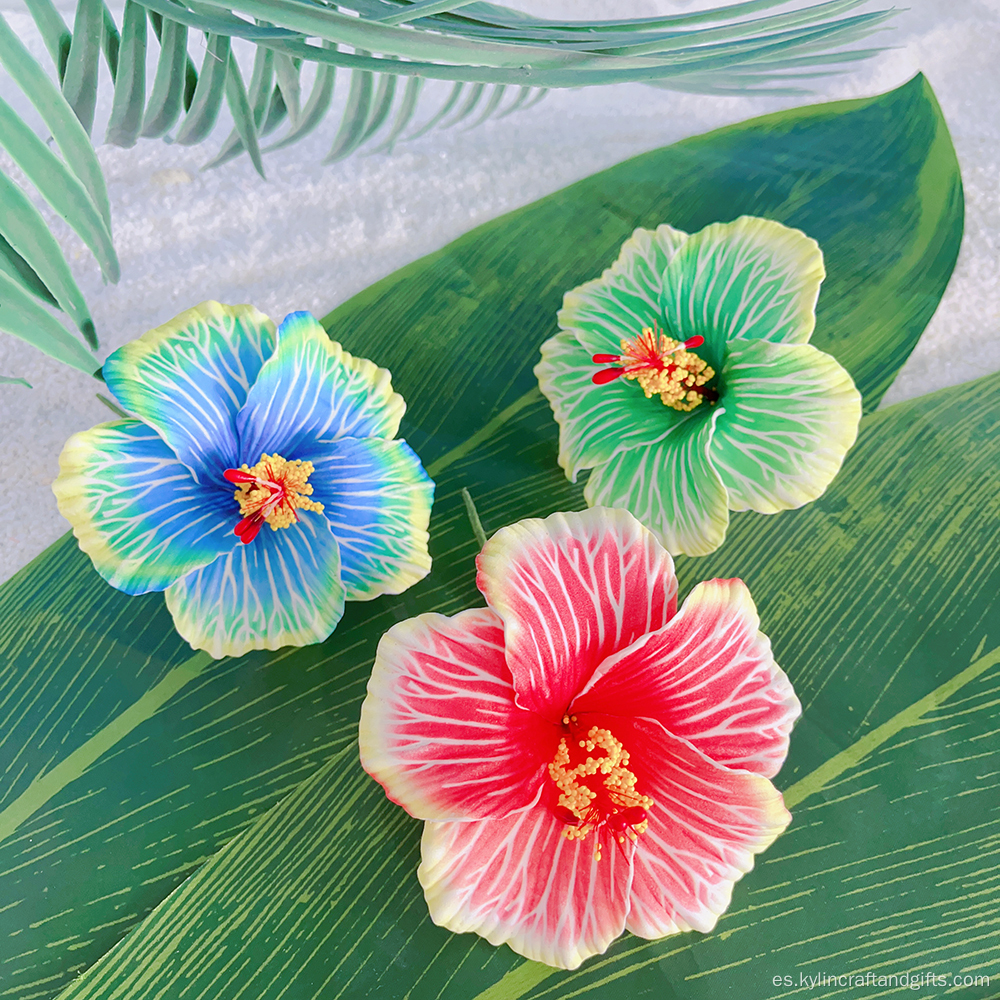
[534, 217, 862, 556]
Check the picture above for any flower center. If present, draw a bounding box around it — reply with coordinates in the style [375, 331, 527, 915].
[223, 453, 324, 544]
[548, 717, 653, 861]
[592, 322, 716, 412]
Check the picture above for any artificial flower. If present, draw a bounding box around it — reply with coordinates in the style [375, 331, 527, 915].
[53, 302, 434, 658]
[534, 217, 862, 556]
[359, 506, 800, 969]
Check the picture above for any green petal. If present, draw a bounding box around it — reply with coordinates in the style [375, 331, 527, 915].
[534, 330, 684, 481]
[583, 409, 729, 557]
[558, 223, 688, 357]
[660, 216, 825, 373]
[711, 339, 862, 514]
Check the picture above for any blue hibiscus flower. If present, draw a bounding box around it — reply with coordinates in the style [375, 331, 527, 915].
[54, 302, 434, 658]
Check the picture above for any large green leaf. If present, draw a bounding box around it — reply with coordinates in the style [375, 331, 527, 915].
[44, 358, 1000, 999]
[0, 76, 963, 999]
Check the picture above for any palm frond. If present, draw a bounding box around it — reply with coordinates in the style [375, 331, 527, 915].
[0, 0, 897, 375]
[115, 0, 896, 169]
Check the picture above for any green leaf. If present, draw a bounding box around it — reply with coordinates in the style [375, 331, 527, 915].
[140, 14, 189, 137]
[0, 0, 901, 183]
[0, 12, 114, 233]
[0, 230, 58, 308]
[368, 73, 422, 155]
[0, 76, 964, 1000]
[61, 0, 103, 134]
[464, 83, 506, 130]
[0, 375, 32, 387]
[0, 169, 97, 346]
[104, 0, 147, 147]
[261, 44, 335, 153]
[223, 48, 265, 177]
[36, 362, 1000, 1000]
[378, 0, 479, 25]
[358, 65, 398, 146]
[204, 42, 273, 168]
[118, 0, 891, 91]
[493, 84, 532, 121]
[100, 0, 120, 81]
[441, 80, 485, 128]
[173, 32, 231, 145]
[324, 62, 374, 163]
[403, 78, 463, 142]
[21, 0, 70, 80]
[0, 268, 100, 374]
[190, 0, 891, 84]
[0, 96, 119, 284]
[271, 50, 301, 124]
[259, 82, 287, 135]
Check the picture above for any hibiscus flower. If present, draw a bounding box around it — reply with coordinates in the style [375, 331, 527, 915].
[535, 217, 862, 556]
[53, 302, 434, 658]
[359, 506, 800, 969]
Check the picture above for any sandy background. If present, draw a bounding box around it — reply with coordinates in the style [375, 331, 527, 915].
[0, 0, 998, 583]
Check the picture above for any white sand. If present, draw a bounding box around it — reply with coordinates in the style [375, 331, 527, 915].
[0, 0, 997, 583]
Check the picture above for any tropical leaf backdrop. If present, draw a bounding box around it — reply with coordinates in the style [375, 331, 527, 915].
[2, 72, 991, 1000]
[0, 0, 896, 379]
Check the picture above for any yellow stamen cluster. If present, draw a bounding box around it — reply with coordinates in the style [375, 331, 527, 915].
[620, 330, 714, 412]
[548, 725, 652, 856]
[233, 453, 323, 530]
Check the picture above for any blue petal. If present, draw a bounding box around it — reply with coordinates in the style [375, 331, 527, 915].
[52, 419, 239, 594]
[164, 510, 346, 659]
[236, 312, 405, 465]
[308, 437, 434, 601]
[103, 302, 277, 483]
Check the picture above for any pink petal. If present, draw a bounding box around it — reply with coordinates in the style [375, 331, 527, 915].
[612, 717, 791, 939]
[359, 608, 558, 821]
[576, 579, 800, 778]
[419, 803, 633, 970]
[477, 508, 677, 719]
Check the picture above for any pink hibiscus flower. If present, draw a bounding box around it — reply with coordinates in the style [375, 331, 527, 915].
[359, 507, 800, 969]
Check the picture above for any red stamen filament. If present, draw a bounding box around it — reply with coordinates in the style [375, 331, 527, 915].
[590, 325, 714, 412]
[223, 454, 323, 544]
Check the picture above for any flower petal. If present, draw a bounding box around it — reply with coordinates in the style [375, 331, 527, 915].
[420, 804, 633, 970]
[583, 410, 730, 557]
[360, 609, 558, 821]
[615, 717, 790, 939]
[534, 330, 685, 482]
[711, 339, 862, 513]
[236, 312, 405, 463]
[576, 579, 800, 778]
[164, 510, 345, 659]
[102, 302, 276, 483]
[307, 437, 434, 602]
[52, 419, 238, 595]
[476, 507, 677, 719]
[660, 216, 825, 372]
[558, 224, 689, 357]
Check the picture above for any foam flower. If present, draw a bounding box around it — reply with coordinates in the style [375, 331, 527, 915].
[535, 217, 862, 556]
[359, 507, 800, 969]
[53, 302, 434, 658]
